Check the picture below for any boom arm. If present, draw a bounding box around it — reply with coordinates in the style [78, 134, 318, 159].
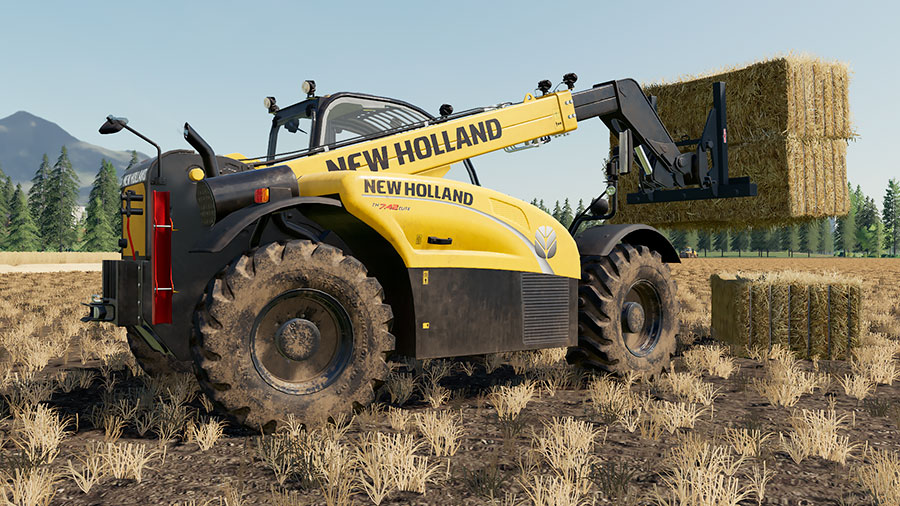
[199, 77, 756, 228]
[572, 79, 756, 203]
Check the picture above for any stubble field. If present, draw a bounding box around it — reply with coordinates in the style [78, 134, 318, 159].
[0, 258, 899, 505]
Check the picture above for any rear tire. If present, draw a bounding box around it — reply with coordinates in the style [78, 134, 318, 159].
[567, 243, 678, 377]
[192, 240, 394, 430]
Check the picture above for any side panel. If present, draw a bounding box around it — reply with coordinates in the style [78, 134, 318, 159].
[299, 172, 581, 278]
[406, 268, 576, 359]
[121, 182, 146, 257]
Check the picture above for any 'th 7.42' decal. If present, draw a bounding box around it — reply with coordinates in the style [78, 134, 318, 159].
[371, 202, 410, 211]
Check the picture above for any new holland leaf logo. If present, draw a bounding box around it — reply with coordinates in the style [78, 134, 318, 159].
[534, 225, 557, 259]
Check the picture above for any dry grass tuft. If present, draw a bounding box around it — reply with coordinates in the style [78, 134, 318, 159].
[66, 444, 106, 493]
[838, 373, 876, 402]
[98, 441, 160, 482]
[652, 433, 750, 506]
[189, 418, 226, 451]
[661, 372, 721, 405]
[779, 406, 861, 464]
[518, 474, 584, 506]
[355, 431, 439, 504]
[387, 407, 411, 432]
[587, 376, 638, 424]
[384, 372, 416, 406]
[0, 466, 59, 506]
[854, 447, 900, 505]
[724, 427, 774, 458]
[683, 345, 738, 379]
[532, 417, 603, 493]
[751, 344, 826, 407]
[415, 410, 464, 457]
[851, 344, 900, 386]
[11, 404, 73, 465]
[489, 380, 535, 421]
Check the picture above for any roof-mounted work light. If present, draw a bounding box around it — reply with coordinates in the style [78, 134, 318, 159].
[302, 80, 316, 98]
[264, 96, 279, 114]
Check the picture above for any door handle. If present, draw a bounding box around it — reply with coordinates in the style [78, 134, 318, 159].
[427, 236, 452, 245]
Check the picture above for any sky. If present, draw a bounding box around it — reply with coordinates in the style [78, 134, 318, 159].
[1, 1, 897, 208]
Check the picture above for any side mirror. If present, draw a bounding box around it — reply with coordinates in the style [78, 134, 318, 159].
[99, 115, 128, 135]
[617, 129, 633, 175]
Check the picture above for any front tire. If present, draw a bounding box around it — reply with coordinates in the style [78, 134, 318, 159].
[192, 240, 394, 430]
[567, 243, 678, 377]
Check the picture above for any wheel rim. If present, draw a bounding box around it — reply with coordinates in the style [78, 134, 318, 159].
[621, 279, 662, 357]
[250, 288, 353, 395]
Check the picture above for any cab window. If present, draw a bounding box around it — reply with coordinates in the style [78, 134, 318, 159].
[318, 97, 429, 145]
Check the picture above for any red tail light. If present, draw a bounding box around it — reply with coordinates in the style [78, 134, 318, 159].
[152, 191, 173, 324]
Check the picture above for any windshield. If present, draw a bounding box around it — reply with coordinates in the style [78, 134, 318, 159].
[319, 97, 429, 145]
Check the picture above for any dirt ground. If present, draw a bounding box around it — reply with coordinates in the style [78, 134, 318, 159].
[1, 258, 899, 505]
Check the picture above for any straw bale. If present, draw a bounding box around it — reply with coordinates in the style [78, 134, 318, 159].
[612, 137, 849, 228]
[710, 271, 862, 360]
[643, 56, 851, 142]
[608, 56, 852, 228]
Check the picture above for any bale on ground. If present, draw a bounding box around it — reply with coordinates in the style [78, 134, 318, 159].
[710, 271, 862, 359]
[610, 56, 853, 228]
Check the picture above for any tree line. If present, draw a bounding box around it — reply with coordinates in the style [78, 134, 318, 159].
[534, 179, 900, 258]
[0, 147, 139, 252]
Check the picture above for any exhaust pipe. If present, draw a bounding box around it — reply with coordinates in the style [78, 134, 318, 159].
[184, 123, 220, 178]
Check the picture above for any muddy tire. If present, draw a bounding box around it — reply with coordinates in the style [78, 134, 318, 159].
[192, 240, 394, 430]
[126, 329, 192, 377]
[567, 243, 678, 377]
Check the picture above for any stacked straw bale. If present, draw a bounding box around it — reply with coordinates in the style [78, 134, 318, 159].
[711, 271, 862, 360]
[610, 56, 853, 228]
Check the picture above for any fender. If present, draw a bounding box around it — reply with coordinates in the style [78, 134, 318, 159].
[191, 196, 342, 253]
[575, 224, 680, 263]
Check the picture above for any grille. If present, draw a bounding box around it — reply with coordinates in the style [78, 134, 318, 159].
[196, 183, 216, 226]
[521, 273, 571, 346]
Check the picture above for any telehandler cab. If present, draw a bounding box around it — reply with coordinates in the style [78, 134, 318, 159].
[85, 75, 755, 428]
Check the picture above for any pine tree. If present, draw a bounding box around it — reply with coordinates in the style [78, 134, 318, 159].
[697, 229, 712, 256]
[4, 184, 41, 251]
[82, 195, 115, 251]
[750, 227, 768, 256]
[125, 150, 140, 171]
[730, 228, 749, 256]
[42, 146, 81, 251]
[836, 182, 857, 256]
[818, 219, 834, 255]
[559, 198, 574, 227]
[671, 229, 688, 250]
[0, 164, 10, 242]
[86, 159, 120, 250]
[713, 229, 729, 256]
[551, 200, 562, 223]
[884, 178, 899, 256]
[684, 229, 698, 250]
[803, 221, 819, 257]
[857, 195, 880, 256]
[29, 154, 51, 243]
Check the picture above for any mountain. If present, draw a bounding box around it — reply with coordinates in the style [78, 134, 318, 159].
[0, 111, 148, 203]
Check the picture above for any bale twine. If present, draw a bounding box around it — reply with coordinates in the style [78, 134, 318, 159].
[710, 271, 862, 359]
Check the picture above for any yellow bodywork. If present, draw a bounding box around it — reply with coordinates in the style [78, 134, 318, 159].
[274, 91, 577, 179]
[299, 172, 580, 278]
[122, 183, 146, 257]
[228, 90, 582, 277]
